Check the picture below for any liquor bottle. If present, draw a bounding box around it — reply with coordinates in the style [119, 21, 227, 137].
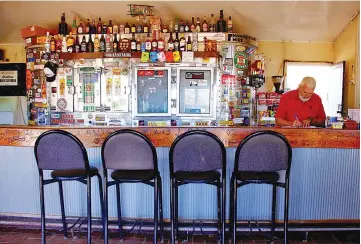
[113, 23, 119, 34]
[209, 14, 215, 32]
[151, 31, 158, 51]
[124, 22, 130, 34]
[227, 16, 233, 33]
[61, 36, 67, 53]
[85, 19, 90, 34]
[91, 19, 96, 34]
[66, 32, 75, 47]
[77, 19, 84, 34]
[174, 18, 179, 33]
[131, 23, 136, 33]
[143, 22, 149, 33]
[202, 16, 208, 32]
[94, 35, 100, 52]
[145, 33, 152, 52]
[97, 18, 102, 34]
[56, 35, 62, 53]
[174, 32, 180, 51]
[131, 34, 137, 52]
[105, 34, 113, 52]
[58, 13, 68, 35]
[179, 33, 186, 51]
[184, 20, 190, 32]
[186, 36, 192, 51]
[80, 35, 87, 52]
[113, 33, 119, 52]
[136, 21, 143, 33]
[74, 35, 81, 53]
[169, 21, 174, 33]
[190, 17, 196, 32]
[141, 35, 146, 52]
[162, 23, 168, 33]
[45, 32, 50, 53]
[102, 22, 108, 34]
[196, 17, 201, 32]
[217, 10, 227, 32]
[71, 16, 77, 35]
[119, 24, 125, 34]
[168, 32, 174, 51]
[179, 20, 185, 33]
[157, 33, 165, 52]
[87, 33, 94, 52]
[108, 20, 113, 34]
[136, 35, 141, 52]
[99, 34, 106, 52]
[50, 35, 56, 53]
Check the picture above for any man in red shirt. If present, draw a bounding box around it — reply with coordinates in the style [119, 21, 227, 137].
[275, 77, 326, 127]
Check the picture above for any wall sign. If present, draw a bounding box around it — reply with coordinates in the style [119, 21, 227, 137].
[234, 52, 248, 69]
[0, 70, 18, 86]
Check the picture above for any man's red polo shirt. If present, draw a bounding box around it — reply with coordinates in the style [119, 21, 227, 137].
[275, 89, 326, 122]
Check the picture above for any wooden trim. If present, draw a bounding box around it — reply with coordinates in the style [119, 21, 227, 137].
[0, 126, 359, 148]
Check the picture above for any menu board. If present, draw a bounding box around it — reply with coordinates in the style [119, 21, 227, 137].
[136, 69, 169, 115]
[178, 69, 212, 115]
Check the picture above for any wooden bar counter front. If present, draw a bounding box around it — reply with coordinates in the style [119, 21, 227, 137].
[0, 125, 359, 148]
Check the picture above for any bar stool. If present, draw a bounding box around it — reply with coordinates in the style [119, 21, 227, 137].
[101, 129, 163, 244]
[34, 129, 104, 244]
[230, 130, 292, 244]
[169, 130, 226, 244]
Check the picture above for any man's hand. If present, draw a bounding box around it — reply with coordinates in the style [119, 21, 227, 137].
[302, 119, 311, 127]
[292, 120, 302, 127]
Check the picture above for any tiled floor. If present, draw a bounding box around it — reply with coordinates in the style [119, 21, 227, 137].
[0, 227, 359, 244]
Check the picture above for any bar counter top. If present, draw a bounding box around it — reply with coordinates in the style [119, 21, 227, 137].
[0, 125, 359, 148]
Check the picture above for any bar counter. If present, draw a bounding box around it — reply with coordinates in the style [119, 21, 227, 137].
[0, 126, 359, 228]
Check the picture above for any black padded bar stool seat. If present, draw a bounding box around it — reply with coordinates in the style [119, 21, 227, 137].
[235, 171, 279, 184]
[111, 170, 155, 181]
[174, 170, 221, 183]
[51, 167, 99, 179]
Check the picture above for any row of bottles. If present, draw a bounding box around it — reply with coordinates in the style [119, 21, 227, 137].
[46, 31, 196, 53]
[59, 10, 233, 36]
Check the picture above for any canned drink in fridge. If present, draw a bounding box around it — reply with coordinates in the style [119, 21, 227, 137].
[38, 108, 47, 125]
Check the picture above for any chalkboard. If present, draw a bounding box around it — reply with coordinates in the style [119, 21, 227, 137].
[0, 63, 26, 96]
[136, 69, 169, 114]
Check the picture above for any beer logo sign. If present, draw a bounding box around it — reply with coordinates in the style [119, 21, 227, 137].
[57, 98, 67, 111]
[234, 51, 248, 70]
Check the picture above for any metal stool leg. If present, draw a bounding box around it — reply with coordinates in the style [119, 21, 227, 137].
[221, 178, 226, 244]
[175, 180, 179, 242]
[158, 176, 164, 242]
[86, 176, 92, 244]
[284, 181, 290, 244]
[96, 174, 105, 238]
[232, 178, 237, 244]
[229, 176, 234, 242]
[104, 177, 109, 244]
[116, 183, 123, 241]
[271, 184, 277, 241]
[170, 178, 175, 244]
[58, 181, 67, 239]
[216, 180, 221, 241]
[153, 177, 159, 244]
[39, 172, 46, 244]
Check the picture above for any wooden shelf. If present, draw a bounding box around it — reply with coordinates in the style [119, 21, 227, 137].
[59, 51, 218, 60]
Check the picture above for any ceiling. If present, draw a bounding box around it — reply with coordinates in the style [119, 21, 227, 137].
[0, 1, 359, 43]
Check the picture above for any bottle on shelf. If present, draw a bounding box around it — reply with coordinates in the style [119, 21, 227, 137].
[45, 32, 50, 53]
[179, 20, 185, 33]
[217, 9, 227, 32]
[108, 20, 113, 34]
[124, 22, 130, 34]
[77, 19, 84, 34]
[174, 18, 179, 33]
[169, 20, 174, 33]
[94, 34, 100, 52]
[85, 19, 90, 34]
[55, 34, 62, 53]
[131, 34, 137, 52]
[113, 22, 119, 34]
[105, 34, 113, 52]
[174, 32, 180, 51]
[227, 16, 233, 33]
[184, 20, 190, 32]
[136, 20, 143, 33]
[119, 24, 125, 34]
[131, 23, 136, 33]
[87, 33, 94, 53]
[209, 14, 215, 32]
[141, 35, 146, 52]
[157, 33, 165, 52]
[50, 35, 56, 53]
[190, 17, 196, 32]
[74, 35, 80, 53]
[80, 35, 87, 52]
[91, 19, 96, 34]
[58, 13, 68, 35]
[136, 35, 141, 52]
[179, 33, 186, 51]
[66, 32, 75, 48]
[61, 36, 67, 53]
[71, 16, 77, 35]
[196, 17, 201, 32]
[97, 18, 102, 34]
[99, 34, 106, 52]
[186, 36, 192, 51]
[102, 22, 108, 34]
[168, 32, 174, 51]
[143, 22, 149, 33]
[113, 33, 119, 52]
[145, 33, 152, 52]
[151, 30, 158, 52]
[162, 23, 168, 33]
[202, 16, 208, 32]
